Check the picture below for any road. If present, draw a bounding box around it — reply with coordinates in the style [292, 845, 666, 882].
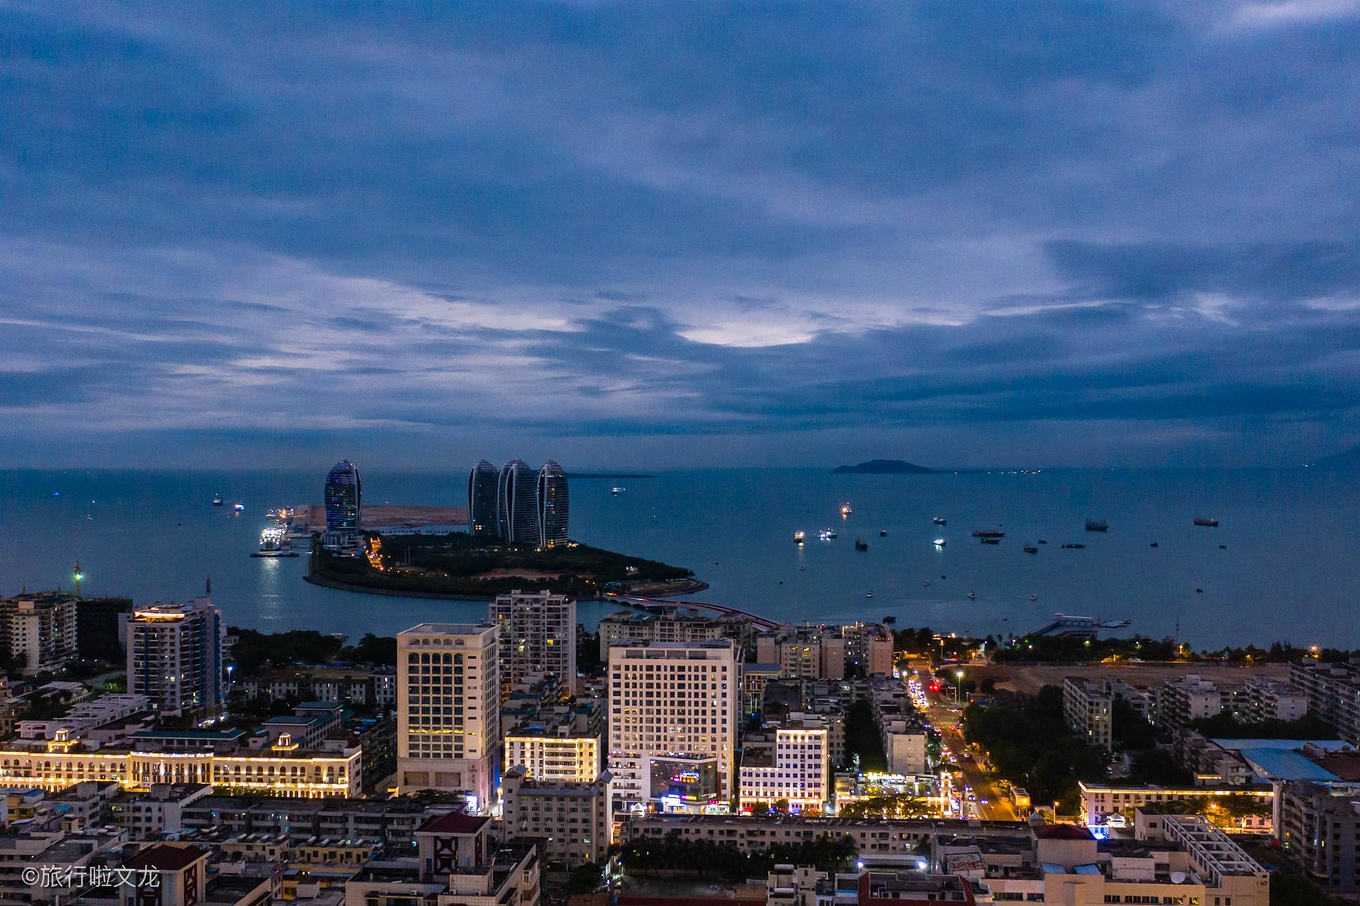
[911, 669, 1019, 822]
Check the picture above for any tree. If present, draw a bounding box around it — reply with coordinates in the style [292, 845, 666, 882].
[566, 862, 603, 895]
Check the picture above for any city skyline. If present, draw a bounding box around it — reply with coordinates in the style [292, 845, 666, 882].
[1, 4, 1358, 469]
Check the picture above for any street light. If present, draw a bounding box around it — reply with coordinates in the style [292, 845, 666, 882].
[956, 669, 964, 705]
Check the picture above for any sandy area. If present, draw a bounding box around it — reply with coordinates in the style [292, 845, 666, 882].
[967, 662, 1290, 695]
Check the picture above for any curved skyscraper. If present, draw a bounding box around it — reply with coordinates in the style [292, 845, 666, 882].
[537, 460, 569, 547]
[323, 459, 362, 553]
[497, 460, 539, 545]
[468, 460, 499, 537]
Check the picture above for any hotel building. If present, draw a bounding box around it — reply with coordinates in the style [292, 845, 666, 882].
[738, 717, 831, 814]
[535, 460, 569, 547]
[396, 623, 500, 808]
[467, 459, 500, 537]
[497, 460, 539, 545]
[490, 590, 576, 693]
[607, 639, 738, 811]
[322, 459, 363, 553]
[126, 597, 225, 717]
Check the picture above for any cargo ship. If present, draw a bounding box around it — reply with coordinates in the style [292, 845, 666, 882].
[972, 529, 1005, 538]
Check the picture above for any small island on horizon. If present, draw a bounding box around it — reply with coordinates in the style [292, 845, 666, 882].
[833, 459, 940, 474]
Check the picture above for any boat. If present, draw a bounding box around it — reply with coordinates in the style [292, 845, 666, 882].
[980, 537, 1001, 545]
[1085, 519, 1108, 532]
[933, 538, 946, 547]
[1023, 546, 1038, 554]
[1038, 539, 1048, 544]
[799, 564, 806, 571]
[865, 592, 874, 598]
[252, 527, 299, 558]
[933, 517, 947, 525]
[1150, 542, 1158, 548]
[1094, 618, 1131, 628]
[1219, 544, 1227, 549]
[1061, 542, 1085, 549]
[972, 530, 1005, 538]
[879, 529, 888, 536]
[968, 592, 977, 600]
[212, 494, 224, 506]
[854, 537, 869, 551]
[841, 503, 852, 517]
[817, 528, 837, 540]
[794, 531, 805, 544]
[233, 502, 245, 512]
[611, 486, 625, 496]
[1194, 517, 1219, 527]
[1029, 594, 1038, 601]
[923, 580, 930, 587]
[1196, 587, 1203, 593]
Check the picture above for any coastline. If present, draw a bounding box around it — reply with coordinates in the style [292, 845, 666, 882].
[303, 572, 709, 601]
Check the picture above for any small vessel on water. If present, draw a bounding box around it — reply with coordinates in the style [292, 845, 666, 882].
[933, 516, 947, 525]
[1038, 539, 1048, 544]
[968, 591, 977, 600]
[865, 591, 874, 598]
[933, 537, 946, 547]
[611, 486, 625, 496]
[879, 529, 888, 536]
[841, 502, 852, 517]
[923, 580, 930, 587]
[212, 494, 224, 506]
[233, 502, 245, 512]
[1024, 546, 1038, 554]
[980, 537, 1001, 545]
[1194, 517, 1219, 527]
[1061, 542, 1085, 549]
[972, 529, 1005, 538]
[854, 537, 869, 551]
[818, 528, 837, 540]
[1150, 542, 1158, 548]
[794, 531, 805, 544]
[1085, 519, 1109, 532]
[1029, 593, 1038, 601]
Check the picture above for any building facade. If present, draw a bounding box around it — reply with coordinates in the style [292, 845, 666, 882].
[396, 623, 500, 808]
[496, 460, 539, 545]
[535, 460, 569, 548]
[322, 459, 363, 554]
[0, 592, 78, 675]
[501, 765, 612, 868]
[490, 590, 576, 692]
[126, 597, 225, 717]
[1277, 780, 1360, 890]
[1063, 676, 1113, 751]
[607, 640, 739, 811]
[467, 459, 500, 537]
[738, 718, 831, 814]
[1289, 660, 1360, 746]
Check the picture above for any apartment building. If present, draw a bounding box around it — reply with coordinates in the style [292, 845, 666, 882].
[0, 592, 78, 675]
[1276, 780, 1360, 890]
[1158, 674, 1247, 730]
[1290, 660, 1360, 745]
[738, 717, 831, 814]
[501, 764, 613, 868]
[607, 639, 738, 811]
[126, 597, 225, 717]
[1062, 676, 1113, 751]
[396, 623, 500, 807]
[490, 590, 576, 692]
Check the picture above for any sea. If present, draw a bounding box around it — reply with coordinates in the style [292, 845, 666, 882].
[0, 468, 1356, 648]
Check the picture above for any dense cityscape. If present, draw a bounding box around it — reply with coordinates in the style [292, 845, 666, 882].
[0, 459, 1353, 906]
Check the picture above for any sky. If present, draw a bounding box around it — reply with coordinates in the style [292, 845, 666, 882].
[1, 1, 1358, 469]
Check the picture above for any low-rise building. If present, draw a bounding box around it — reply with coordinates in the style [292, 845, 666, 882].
[1158, 674, 1247, 731]
[1079, 781, 1275, 832]
[501, 765, 612, 868]
[109, 782, 214, 837]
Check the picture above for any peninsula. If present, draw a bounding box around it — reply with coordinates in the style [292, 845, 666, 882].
[308, 531, 699, 598]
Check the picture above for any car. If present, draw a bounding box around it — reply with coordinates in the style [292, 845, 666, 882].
[980, 799, 989, 805]
[966, 793, 977, 801]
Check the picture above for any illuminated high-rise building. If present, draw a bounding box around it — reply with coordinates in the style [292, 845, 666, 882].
[536, 460, 569, 548]
[322, 459, 363, 553]
[497, 460, 538, 545]
[127, 597, 225, 717]
[467, 460, 499, 537]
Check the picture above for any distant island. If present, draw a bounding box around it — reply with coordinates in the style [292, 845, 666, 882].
[833, 459, 939, 474]
[567, 472, 656, 479]
[308, 532, 698, 599]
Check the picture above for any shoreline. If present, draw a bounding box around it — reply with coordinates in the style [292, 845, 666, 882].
[303, 573, 709, 601]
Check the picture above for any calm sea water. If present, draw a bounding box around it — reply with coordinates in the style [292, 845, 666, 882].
[0, 468, 1355, 648]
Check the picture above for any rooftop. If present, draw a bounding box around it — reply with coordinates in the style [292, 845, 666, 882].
[125, 843, 209, 871]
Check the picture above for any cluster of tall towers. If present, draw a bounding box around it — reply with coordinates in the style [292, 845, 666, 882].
[468, 459, 569, 548]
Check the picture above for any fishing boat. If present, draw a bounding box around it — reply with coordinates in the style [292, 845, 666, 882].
[1029, 594, 1038, 601]
[794, 531, 805, 544]
[933, 537, 946, 547]
[933, 517, 947, 525]
[841, 503, 852, 517]
[212, 494, 224, 506]
[818, 528, 837, 540]
[968, 592, 977, 600]
[233, 502, 245, 512]
[879, 529, 888, 536]
[854, 537, 869, 551]
[611, 486, 625, 496]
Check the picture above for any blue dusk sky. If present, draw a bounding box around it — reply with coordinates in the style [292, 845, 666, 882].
[1, 1, 1358, 469]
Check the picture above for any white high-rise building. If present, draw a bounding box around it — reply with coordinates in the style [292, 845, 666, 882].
[126, 597, 224, 716]
[490, 590, 576, 693]
[738, 717, 831, 814]
[607, 639, 738, 811]
[0, 593, 78, 676]
[396, 623, 500, 809]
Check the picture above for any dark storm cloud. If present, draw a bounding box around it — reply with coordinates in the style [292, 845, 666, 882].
[0, 0, 1358, 467]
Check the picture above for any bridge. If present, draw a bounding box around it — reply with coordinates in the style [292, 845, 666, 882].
[607, 594, 781, 631]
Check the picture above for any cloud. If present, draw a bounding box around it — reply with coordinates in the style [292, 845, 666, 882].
[0, 2, 1357, 466]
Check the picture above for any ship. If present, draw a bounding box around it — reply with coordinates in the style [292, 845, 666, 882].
[1194, 517, 1219, 527]
[854, 537, 869, 551]
[252, 527, 299, 558]
[233, 502, 245, 512]
[1024, 546, 1038, 554]
[933, 537, 946, 547]
[841, 502, 853, 517]
[980, 537, 1001, 545]
[1085, 519, 1109, 532]
[794, 531, 805, 544]
[611, 486, 625, 496]
[818, 528, 837, 540]
[879, 529, 888, 536]
[1061, 542, 1085, 549]
[933, 517, 947, 525]
[972, 529, 1005, 538]
[212, 494, 224, 506]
